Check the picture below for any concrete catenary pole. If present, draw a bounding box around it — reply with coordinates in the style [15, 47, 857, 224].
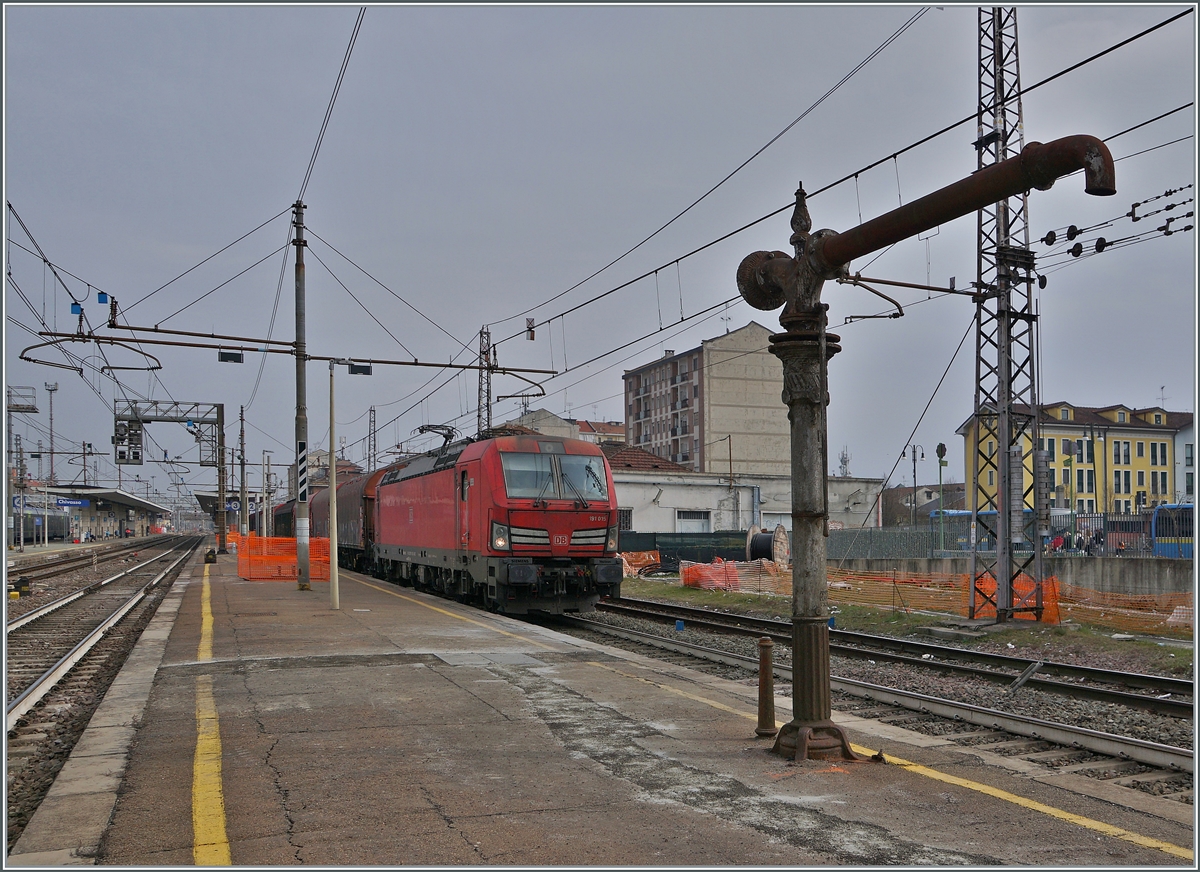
[216, 404, 228, 553]
[44, 383, 58, 485]
[329, 361, 341, 610]
[239, 405, 248, 536]
[736, 134, 1115, 762]
[294, 201, 311, 591]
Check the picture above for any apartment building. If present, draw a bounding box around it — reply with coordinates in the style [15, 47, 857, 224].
[957, 403, 1193, 513]
[622, 322, 789, 476]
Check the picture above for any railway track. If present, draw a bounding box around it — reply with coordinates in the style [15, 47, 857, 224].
[5, 534, 177, 583]
[600, 598, 1193, 718]
[6, 537, 200, 729]
[550, 614, 1194, 810]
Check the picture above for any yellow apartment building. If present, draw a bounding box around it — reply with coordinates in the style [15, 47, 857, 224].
[957, 403, 1193, 514]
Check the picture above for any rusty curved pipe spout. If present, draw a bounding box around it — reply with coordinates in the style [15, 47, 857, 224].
[811, 134, 1115, 277]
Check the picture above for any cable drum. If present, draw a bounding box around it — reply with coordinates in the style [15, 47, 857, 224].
[748, 532, 775, 561]
[745, 525, 762, 560]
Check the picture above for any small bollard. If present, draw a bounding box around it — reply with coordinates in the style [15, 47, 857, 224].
[756, 636, 778, 737]
[675, 619, 685, 631]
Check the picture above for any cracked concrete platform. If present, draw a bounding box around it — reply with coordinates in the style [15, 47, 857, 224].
[9, 552, 1193, 866]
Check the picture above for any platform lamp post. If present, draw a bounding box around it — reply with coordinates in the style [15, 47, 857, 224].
[902, 444, 924, 529]
[936, 443, 948, 553]
[735, 135, 1115, 762]
[328, 358, 372, 610]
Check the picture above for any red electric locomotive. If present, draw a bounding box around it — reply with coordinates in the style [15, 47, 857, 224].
[373, 433, 622, 613]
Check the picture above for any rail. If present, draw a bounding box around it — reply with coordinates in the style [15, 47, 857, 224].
[6, 539, 199, 731]
[600, 598, 1193, 717]
[564, 614, 1193, 774]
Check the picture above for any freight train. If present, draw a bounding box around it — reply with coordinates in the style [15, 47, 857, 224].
[285, 432, 622, 614]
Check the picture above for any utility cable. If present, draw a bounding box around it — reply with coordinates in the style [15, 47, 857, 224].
[153, 244, 290, 325]
[121, 207, 290, 313]
[307, 245, 416, 359]
[486, 7, 929, 328]
[297, 7, 366, 201]
[306, 227, 476, 356]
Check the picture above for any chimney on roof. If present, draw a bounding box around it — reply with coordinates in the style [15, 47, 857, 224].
[663, 349, 674, 358]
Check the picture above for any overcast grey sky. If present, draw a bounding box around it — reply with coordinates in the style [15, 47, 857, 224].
[4, 3, 1196, 504]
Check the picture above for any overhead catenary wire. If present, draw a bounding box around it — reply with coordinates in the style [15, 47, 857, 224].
[297, 7, 366, 202]
[486, 7, 930, 330]
[490, 10, 1194, 350]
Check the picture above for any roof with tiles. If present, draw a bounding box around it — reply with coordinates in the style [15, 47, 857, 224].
[957, 404, 1192, 435]
[598, 441, 692, 472]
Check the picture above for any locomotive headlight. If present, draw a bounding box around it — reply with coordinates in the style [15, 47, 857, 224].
[491, 521, 510, 551]
[606, 525, 619, 552]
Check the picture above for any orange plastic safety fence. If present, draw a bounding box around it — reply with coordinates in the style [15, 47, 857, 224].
[969, 573, 1062, 624]
[620, 550, 662, 576]
[233, 534, 330, 581]
[1055, 583, 1193, 637]
[680, 558, 790, 594]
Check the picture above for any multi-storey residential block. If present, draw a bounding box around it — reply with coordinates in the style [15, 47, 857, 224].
[622, 322, 788, 476]
[957, 403, 1193, 513]
[1175, 419, 1194, 503]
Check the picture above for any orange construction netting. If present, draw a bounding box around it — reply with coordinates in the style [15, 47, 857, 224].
[672, 559, 1192, 637]
[620, 550, 663, 576]
[680, 558, 790, 595]
[229, 534, 330, 581]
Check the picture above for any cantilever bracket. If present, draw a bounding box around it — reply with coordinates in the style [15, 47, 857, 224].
[835, 274, 905, 322]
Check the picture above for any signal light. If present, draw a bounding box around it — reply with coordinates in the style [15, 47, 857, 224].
[348, 363, 372, 375]
[218, 350, 244, 363]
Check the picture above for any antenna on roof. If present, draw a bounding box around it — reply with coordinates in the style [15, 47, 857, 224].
[1159, 385, 1168, 407]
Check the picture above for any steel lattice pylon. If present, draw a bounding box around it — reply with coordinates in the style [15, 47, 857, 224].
[477, 327, 493, 437]
[968, 7, 1046, 621]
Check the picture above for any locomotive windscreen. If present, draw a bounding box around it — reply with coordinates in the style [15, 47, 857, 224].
[499, 451, 608, 502]
[500, 452, 556, 498]
[559, 455, 608, 501]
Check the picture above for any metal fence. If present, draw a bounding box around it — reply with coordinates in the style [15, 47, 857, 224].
[622, 511, 1176, 565]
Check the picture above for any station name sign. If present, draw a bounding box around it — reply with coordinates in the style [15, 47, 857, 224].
[56, 498, 90, 507]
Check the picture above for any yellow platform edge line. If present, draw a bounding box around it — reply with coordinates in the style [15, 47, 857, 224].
[193, 565, 230, 865]
[589, 661, 1193, 861]
[347, 575, 1190, 862]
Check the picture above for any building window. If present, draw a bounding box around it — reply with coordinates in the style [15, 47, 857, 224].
[1077, 469, 1084, 493]
[676, 509, 711, 533]
[1113, 441, 1121, 465]
[1087, 469, 1095, 493]
[1087, 440, 1094, 464]
[1187, 472, 1193, 496]
[988, 470, 995, 487]
[1087, 499, 1094, 512]
[1161, 471, 1169, 495]
[617, 508, 634, 531]
[1076, 499, 1084, 512]
[1060, 408, 1069, 420]
[1186, 444, 1193, 467]
[1118, 411, 1126, 422]
[1047, 439, 1055, 461]
[1155, 413, 1162, 425]
[1160, 442, 1168, 465]
[1123, 470, 1131, 493]
[1114, 471, 1122, 494]
[1139, 470, 1146, 488]
[1151, 442, 1159, 465]
[1046, 468, 1056, 488]
[1123, 442, 1131, 465]
[1061, 438, 1072, 458]
[988, 440, 995, 457]
[1137, 441, 1145, 458]
[1076, 441, 1084, 463]
[1125, 499, 1132, 514]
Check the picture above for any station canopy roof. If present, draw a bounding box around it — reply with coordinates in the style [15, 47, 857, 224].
[43, 485, 169, 515]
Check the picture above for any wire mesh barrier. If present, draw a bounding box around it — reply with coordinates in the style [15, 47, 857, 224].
[229, 534, 330, 581]
[680, 558, 790, 594]
[827, 528, 938, 559]
[653, 559, 1193, 638]
[617, 532, 748, 571]
[620, 550, 663, 576]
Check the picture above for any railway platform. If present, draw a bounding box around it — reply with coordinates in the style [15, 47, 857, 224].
[8, 551, 1194, 866]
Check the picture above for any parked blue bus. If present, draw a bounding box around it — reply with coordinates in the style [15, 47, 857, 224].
[1151, 504, 1193, 559]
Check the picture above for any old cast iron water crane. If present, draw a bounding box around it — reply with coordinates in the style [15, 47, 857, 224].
[736, 135, 1114, 762]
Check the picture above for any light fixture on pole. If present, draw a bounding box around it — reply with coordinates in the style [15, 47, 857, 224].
[936, 443, 948, 552]
[329, 359, 372, 610]
[901, 444, 925, 528]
